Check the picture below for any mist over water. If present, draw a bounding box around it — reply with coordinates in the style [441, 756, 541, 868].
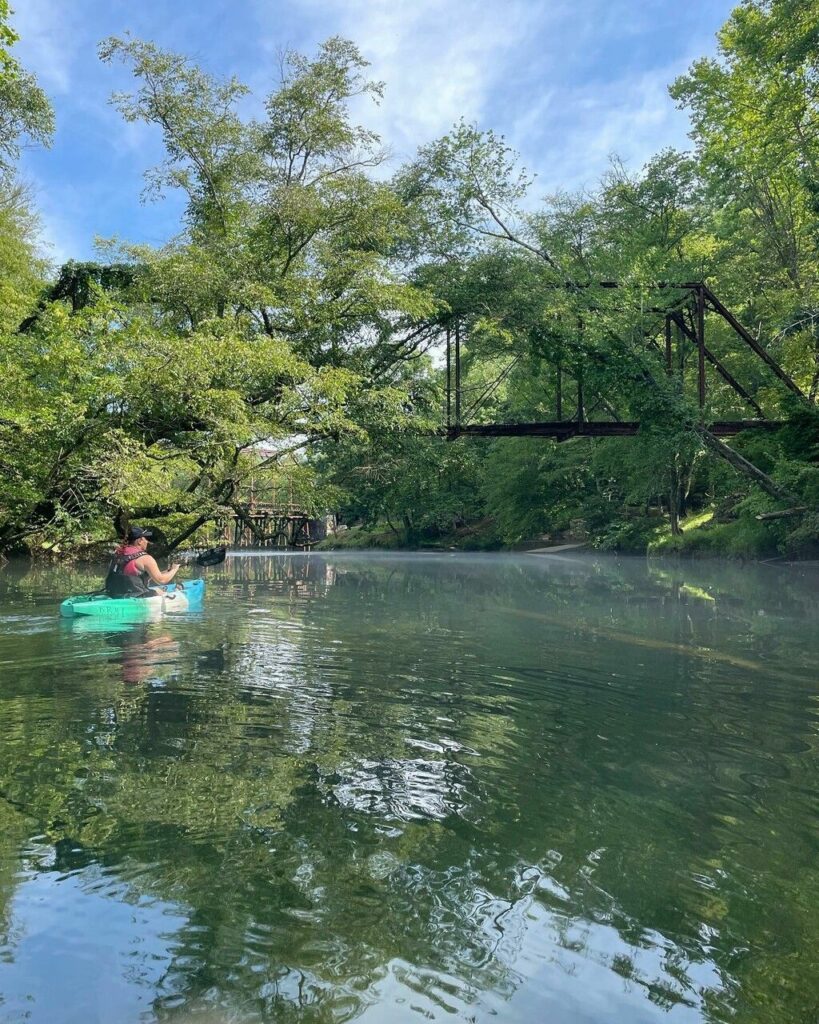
[0, 552, 816, 1023]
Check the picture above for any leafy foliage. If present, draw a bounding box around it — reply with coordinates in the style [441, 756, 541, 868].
[1, 3, 817, 558]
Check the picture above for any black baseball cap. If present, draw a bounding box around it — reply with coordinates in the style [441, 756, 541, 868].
[126, 526, 154, 541]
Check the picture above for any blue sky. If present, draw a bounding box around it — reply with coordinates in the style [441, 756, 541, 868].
[13, 0, 732, 266]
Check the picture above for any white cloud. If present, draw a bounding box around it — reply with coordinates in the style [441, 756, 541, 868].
[518, 64, 693, 197]
[262, 0, 550, 161]
[10, 0, 727, 261]
[511, 21, 721, 200]
[254, 0, 721, 200]
[12, 0, 85, 94]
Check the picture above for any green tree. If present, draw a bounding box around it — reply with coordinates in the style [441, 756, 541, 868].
[671, 0, 819, 397]
[99, 36, 433, 362]
[0, 2, 53, 170]
[0, 0, 17, 74]
[392, 112, 814, 547]
[314, 361, 483, 545]
[1, 37, 439, 552]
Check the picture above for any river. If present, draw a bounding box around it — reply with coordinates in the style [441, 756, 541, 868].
[0, 552, 816, 1024]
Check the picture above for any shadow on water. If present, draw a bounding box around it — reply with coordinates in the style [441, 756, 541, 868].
[0, 552, 817, 1023]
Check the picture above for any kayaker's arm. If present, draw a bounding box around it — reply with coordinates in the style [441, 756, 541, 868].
[137, 555, 181, 585]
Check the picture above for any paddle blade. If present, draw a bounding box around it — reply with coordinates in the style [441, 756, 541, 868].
[195, 545, 227, 567]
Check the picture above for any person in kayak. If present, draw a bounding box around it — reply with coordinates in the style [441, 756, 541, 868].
[105, 526, 181, 597]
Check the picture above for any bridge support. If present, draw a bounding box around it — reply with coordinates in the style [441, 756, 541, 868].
[696, 284, 706, 408]
[223, 506, 326, 548]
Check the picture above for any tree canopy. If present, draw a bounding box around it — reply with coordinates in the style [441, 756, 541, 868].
[0, 0, 817, 559]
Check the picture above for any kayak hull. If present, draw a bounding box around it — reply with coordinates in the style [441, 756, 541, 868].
[60, 580, 205, 619]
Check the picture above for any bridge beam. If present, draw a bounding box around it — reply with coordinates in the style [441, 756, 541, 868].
[448, 421, 783, 440]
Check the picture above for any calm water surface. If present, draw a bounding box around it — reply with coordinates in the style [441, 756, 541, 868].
[0, 552, 816, 1024]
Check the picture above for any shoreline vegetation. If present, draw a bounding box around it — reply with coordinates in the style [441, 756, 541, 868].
[13, 509, 813, 564]
[313, 513, 818, 561]
[1, 2, 817, 565]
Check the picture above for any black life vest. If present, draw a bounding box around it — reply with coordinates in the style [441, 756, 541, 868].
[104, 550, 151, 597]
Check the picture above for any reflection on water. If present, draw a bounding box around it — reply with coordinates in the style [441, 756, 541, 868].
[0, 552, 817, 1024]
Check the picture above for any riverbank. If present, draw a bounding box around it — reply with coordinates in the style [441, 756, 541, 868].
[316, 507, 819, 560]
[4, 502, 815, 564]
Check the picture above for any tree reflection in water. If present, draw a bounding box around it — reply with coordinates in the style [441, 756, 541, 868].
[0, 553, 816, 1022]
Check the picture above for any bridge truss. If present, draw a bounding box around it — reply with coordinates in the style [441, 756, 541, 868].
[445, 282, 806, 440]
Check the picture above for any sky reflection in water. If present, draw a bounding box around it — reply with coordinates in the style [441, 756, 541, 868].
[0, 552, 816, 1023]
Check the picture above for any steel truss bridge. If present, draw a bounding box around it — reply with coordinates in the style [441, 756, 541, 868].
[444, 282, 806, 440]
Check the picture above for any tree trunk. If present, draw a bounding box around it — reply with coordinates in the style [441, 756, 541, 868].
[755, 507, 808, 521]
[669, 466, 682, 536]
[166, 513, 214, 553]
[402, 513, 418, 547]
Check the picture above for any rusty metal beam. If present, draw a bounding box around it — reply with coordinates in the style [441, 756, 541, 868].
[702, 285, 807, 399]
[556, 281, 700, 291]
[454, 319, 461, 426]
[446, 325, 451, 429]
[672, 313, 765, 417]
[665, 315, 672, 375]
[696, 285, 706, 408]
[448, 421, 782, 440]
[556, 363, 562, 420]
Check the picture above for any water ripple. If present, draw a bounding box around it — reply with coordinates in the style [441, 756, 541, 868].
[0, 553, 816, 1022]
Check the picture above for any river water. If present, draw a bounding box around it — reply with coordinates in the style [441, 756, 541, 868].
[0, 552, 816, 1024]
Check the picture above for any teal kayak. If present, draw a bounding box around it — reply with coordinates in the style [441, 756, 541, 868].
[60, 580, 205, 619]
